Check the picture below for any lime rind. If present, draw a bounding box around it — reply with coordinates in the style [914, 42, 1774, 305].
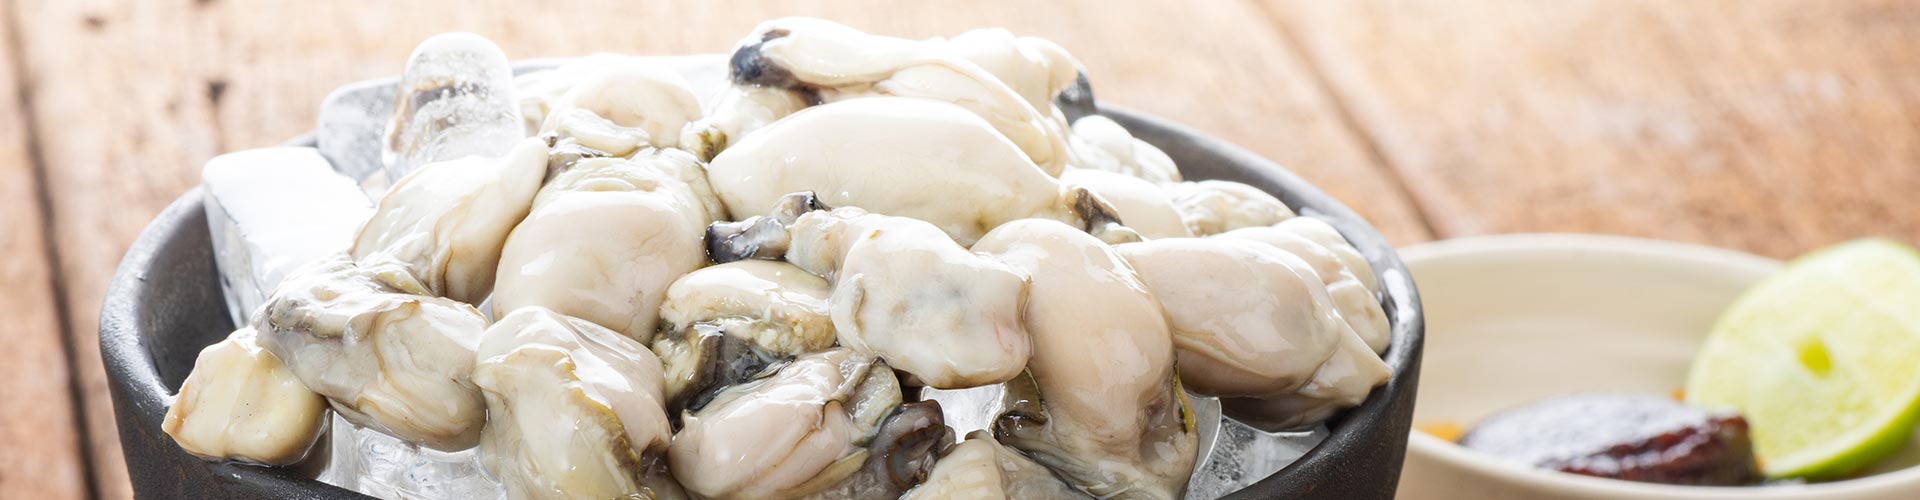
[1685, 238, 1920, 480]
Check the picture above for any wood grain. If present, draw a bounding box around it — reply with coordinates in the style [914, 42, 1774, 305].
[0, 2, 89, 499]
[1266, 0, 1920, 258]
[10, 1, 1423, 498]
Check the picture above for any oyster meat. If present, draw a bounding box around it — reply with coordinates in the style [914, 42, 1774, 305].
[490, 150, 718, 339]
[1216, 217, 1387, 352]
[255, 254, 489, 451]
[473, 307, 685, 500]
[973, 219, 1199, 499]
[668, 349, 949, 499]
[1119, 238, 1389, 431]
[712, 17, 1073, 173]
[779, 206, 1034, 389]
[901, 433, 1090, 500]
[163, 327, 329, 466]
[1065, 115, 1182, 184]
[353, 137, 549, 304]
[705, 97, 1128, 246]
[1164, 180, 1297, 237]
[652, 260, 835, 413]
[539, 62, 703, 151]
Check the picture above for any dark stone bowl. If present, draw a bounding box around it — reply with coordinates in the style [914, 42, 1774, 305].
[101, 105, 1423, 498]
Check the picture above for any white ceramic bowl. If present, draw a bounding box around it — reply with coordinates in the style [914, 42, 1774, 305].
[1395, 234, 1920, 500]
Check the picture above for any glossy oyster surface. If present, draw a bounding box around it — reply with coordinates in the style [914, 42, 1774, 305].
[352, 137, 549, 304]
[1165, 180, 1297, 237]
[256, 254, 489, 451]
[708, 97, 1079, 246]
[540, 62, 702, 150]
[163, 327, 328, 466]
[974, 219, 1199, 499]
[718, 17, 1074, 174]
[1120, 237, 1390, 431]
[902, 433, 1091, 500]
[491, 150, 718, 339]
[473, 307, 685, 500]
[785, 207, 1034, 389]
[1217, 218, 1388, 352]
[653, 260, 835, 412]
[668, 349, 949, 499]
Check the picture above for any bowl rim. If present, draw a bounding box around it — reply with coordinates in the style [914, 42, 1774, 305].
[100, 64, 1424, 500]
[1398, 233, 1920, 499]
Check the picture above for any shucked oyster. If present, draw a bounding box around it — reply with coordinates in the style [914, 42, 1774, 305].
[705, 97, 1132, 246]
[668, 349, 950, 499]
[720, 203, 1034, 390]
[901, 433, 1090, 500]
[473, 307, 685, 500]
[539, 62, 703, 151]
[256, 254, 489, 451]
[353, 137, 549, 304]
[973, 219, 1199, 499]
[1065, 115, 1181, 184]
[1118, 237, 1389, 431]
[652, 260, 835, 413]
[163, 327, 328, 466]
[1217, 217, 1388, 352]
[1059, 169, 1192, 239]
[706, 17, 1074, 173]
[491, 149, 719, 339]
[1164, 180, 1297, 237]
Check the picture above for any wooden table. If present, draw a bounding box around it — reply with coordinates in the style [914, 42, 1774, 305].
[5, 1, 1918, 498]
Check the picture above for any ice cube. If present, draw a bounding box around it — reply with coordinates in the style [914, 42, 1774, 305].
[921, 385, 1007, 436]
[317, 78, 393, 186]
[1184, 396, 1328, 500]
[320, 415, 502, 500]
[202, 147, 373, 326]
[384, 32, 525, 182]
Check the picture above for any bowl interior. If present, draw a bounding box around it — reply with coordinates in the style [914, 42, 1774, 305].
[1395, 234, 1920, 500]
[101, 62, 1422, 500]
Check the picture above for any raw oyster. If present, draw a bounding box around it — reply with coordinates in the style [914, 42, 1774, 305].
[901, 433, 1090, 500]
[705, 97, 1130, 246]
[1065, 115, 1182, 184]
[163, 327, 328, 466]
[778, 205, 1034, 389]
[353, 137, 549, 304]
[1163, 180, 1296, 236]
[538, 62, 702, 151]
[473, 307, 685, 500]
[490, 150, 718, 339]
[1118, 238, 1388, 431]
[652, 260, 835, 413]
[1059, 169, 1191, 239]
[491, 150, 718, 340]
[974, 219, 1199, 499]
[668, 349, 949, 499]
[256, 254, 489, 451]
[1216, 217, 1388, 352]
[717, 17, 1073, 173]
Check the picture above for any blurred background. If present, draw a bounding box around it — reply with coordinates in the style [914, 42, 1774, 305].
[3, 1, 1918, 499]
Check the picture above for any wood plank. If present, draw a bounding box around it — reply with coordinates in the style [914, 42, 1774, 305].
[13, 1, 1426, 498]
[1265, 0, 1920, 258]
[0, 2, 91, 499]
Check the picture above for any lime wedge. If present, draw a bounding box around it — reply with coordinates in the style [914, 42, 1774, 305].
[1686, 238, 1920, 480]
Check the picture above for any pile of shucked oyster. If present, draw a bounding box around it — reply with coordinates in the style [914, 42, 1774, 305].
[165, 17, 1391, 500]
